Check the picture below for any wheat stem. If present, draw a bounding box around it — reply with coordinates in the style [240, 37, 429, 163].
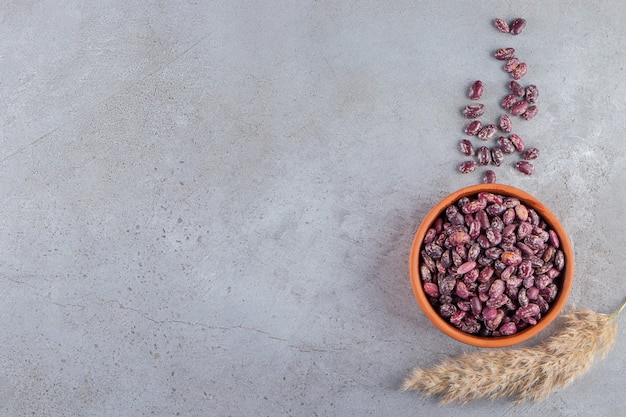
[608, 299, 626, 321]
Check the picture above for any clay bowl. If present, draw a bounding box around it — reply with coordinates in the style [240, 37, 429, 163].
[409, 184, 574, 348]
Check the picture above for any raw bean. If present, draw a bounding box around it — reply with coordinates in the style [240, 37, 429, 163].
[497, 136, 516, 154]
[485, 203, 506, 217]
[478, 265, 494, 282]
[459, 160, 477, 173]
[510, 100, 529, 116]
[523, 147, 540, 160]
[420, 264, 432, 282]
[523, 105, 538, 120]
[486, 294, 509, 309]
[457, 261, 477, 275]
[499, 114, 512, 133]
[448, 231, 471, 246]
[483, 169, 497, 184]
[491, 147, 504, 167]
[476, 210, 490, 229]
[468, 218, 481, 239]
[468, 80, 484, 100]
[451, 250, 463, 266]
[446, 205, 464, 224]
[548, 230, 560, 248]
[525, 85, 539, 102]
[501, 251, 522, 266]
[439, 276, 457, 296]
[542, 283, 558, 302]
[536, 295, 549, 313]
[528, 209, 540, 226]
[499, 322, 517, 335]
[516, 222, 533, 239]
[486, 228, 502, 245]
[460, 139, 475, 156]
[464, 267, 480, 283]
[450, 310, 466, 326]
[423, 282, 440, 297]
[518, 288, 529, 308]
[485, 247, 503, 260]
[509, 80, 525, 97]
[477, 124, 497, 141]
[504, 58, 520, 72]
[502, 197, 520, 208]
[470, 296, 483, 315]
[460, 317, 481, 334]
[421, 251, 436, 272]
[468, 243, 481, 261]
[501, 94, 517, 109]
[463, 104, 486, 118]
[485, 310, 504, 330]
[494, 47, 516, 60]
[424, 228, 438, 245]
[464, 120, 482, 136]
[512, 62, 527, 80]
[554, 250, 565, 271]
[510, 18, 527, 35]
[482, 307, 498, 321]
[478, 192, 503, 204]
[515, 204, 529, 221]
[494, 18, 510, 33]
[489, 279, 506, 298]
[424, 242, 444, 259]
[527, 286, 539, 300]
[477, 146, 491, 165]
[455, 281, 471, 299]
[439, 303, 458, 318]
[502, 223, 516, 236]
[516, 161, 535, 175]
[502, 208, 515, 225]
[461, 198, 487, 214]
[509, 134, 525, 151]
[515, 303, 540, 321]
[542, 245, 556, 263]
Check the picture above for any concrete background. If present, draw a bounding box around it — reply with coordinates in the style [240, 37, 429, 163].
[0, 1, 624, 416]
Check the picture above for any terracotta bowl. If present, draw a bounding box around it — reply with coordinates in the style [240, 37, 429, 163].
[409, 184, 574, 348]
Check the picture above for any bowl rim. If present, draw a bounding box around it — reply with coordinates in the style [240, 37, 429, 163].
[409, 184, 574, 348]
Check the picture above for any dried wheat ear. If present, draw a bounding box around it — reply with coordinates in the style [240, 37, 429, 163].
[402, 300, 626, 404]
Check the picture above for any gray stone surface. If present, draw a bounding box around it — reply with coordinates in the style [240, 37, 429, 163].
[0, 1, 625, 416]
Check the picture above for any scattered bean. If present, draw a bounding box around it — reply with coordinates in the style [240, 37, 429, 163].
[510, 100, 529, 116]
[468, 80, 484, 100]
[494, 47, 516, 60]
[477, 124, 497, 141]
[463, 103, 486, 118]
[510, 18, 527, 35]
[459, 161, 477, 173]
[499, 114, 512, 133]
[522, 105, 538, 120]
[483, 169, 497, 184]
[516, 161, 535, 175]
[465, 120, 482, 136]
[523, 147, 540, 160]
[501, 94, 517, 110]
[494, 18, 510, 33]
[509, 80, 525, 97]
[512, 62, 527, 80]
[525, 85, 539, 103]
[504, 58, 520, 72]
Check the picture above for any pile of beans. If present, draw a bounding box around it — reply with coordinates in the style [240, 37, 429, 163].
[458, 18, 541, 183]
[419, 192, 565, 336]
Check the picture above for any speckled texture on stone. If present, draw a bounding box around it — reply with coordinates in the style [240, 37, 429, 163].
[0, 1, 625, 416]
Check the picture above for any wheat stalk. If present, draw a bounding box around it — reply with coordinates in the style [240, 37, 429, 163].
[402, 299, 626, 404]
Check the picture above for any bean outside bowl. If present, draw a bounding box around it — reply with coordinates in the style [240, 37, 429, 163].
[409, 184, 574, 348]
